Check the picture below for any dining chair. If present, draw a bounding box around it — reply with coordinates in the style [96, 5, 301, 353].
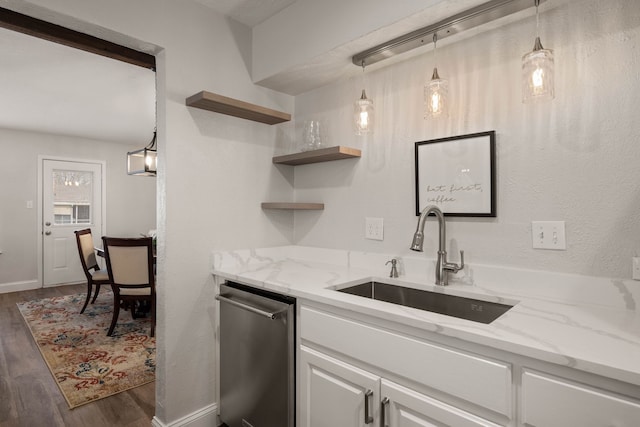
[74, 228, 110, 314]
[101, 236, 155, 337]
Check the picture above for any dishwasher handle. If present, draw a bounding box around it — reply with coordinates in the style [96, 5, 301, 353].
[216, 293, 288, 320]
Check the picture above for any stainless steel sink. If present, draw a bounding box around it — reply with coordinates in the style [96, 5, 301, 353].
[336, 281, 513, 324]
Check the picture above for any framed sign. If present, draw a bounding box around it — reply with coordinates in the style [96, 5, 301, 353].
[415, 131, 496, 217]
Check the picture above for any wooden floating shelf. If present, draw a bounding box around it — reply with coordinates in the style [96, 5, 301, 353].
[273, 146, 361, 166]
[261, 203, 324, 210]
[186, 91, 291, 125]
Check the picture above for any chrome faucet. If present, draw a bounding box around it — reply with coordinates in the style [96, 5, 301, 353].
[410, 205, 464, 286]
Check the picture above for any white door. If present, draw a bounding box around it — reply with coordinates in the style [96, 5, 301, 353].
[299, 345, 380, 427]
[521, 370, 640, 427]
[381, 379, 501, 427]
[42, 159, 103, 287]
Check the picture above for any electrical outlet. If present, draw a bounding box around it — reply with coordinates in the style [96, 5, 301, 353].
[365, 217, 384, 241]
[531, 221, 566, 250]
[633, 257, 640, 281]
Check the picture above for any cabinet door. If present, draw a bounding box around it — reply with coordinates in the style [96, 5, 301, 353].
[522, 369, 640, 427]
[381, 379, 503, 427]
[299, 346, 379, 427]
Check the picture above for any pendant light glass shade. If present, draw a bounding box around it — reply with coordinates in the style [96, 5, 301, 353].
[522, 37, 554, 103]
[522, 0, 554, 103]
[425, 67, 449, 118]
[354, 89, 374, 135]
[424, 33, 448, 118]
[127, 131, 157, 176]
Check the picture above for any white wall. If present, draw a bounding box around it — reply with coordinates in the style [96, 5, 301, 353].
[6, 0, 295, 425]
[292, 0, 640, 280]
[0, 127, 156, 289]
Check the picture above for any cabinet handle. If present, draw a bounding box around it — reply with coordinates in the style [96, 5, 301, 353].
[215, 294, 287, 320]
[380, 397, 389, 427]
[364, 389, 373, 424]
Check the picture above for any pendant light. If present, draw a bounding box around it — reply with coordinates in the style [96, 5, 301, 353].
[425, 33, 448, 118]
[127, 131, 157, 176]
[522, 0, 554, 103]
[354, 61, 374, 135]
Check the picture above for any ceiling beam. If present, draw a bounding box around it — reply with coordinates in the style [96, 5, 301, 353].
[0, 6, 155, 70]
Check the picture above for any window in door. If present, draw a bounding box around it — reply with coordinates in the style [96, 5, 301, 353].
[52, 170, 93, 225]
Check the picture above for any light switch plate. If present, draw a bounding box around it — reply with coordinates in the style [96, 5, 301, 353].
[365, 217, 384, 241]
[633, 257, 640, 281]
[532, 221, 566, 250]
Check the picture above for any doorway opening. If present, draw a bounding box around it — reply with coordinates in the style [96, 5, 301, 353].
[0, 7, 157, 290]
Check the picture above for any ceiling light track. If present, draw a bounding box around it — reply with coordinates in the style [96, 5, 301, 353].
[352, 0, 546, 67]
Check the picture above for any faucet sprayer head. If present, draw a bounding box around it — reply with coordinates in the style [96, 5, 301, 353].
[411, 205, 443, 252]
[410, 231, 424, 251]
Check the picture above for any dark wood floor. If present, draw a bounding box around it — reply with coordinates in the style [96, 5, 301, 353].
[0, 284, 155, 427]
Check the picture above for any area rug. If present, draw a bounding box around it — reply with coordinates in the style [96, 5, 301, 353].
[17, 291, 155, 408]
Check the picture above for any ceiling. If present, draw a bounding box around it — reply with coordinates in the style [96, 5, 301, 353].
[0, 0, 292, 145]
[0, 25, 156, 145]
[194, 0, 297, 27]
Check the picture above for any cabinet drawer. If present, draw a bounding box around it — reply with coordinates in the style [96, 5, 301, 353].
[522, 369, 640, 427]
[301, 306, 512, 418]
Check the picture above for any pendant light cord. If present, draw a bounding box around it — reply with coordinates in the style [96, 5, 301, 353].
[147, 131, 157, 149]
[433, 33, 438, 66]
[535, 0, 540, 38]
[360, 60, 368, 100]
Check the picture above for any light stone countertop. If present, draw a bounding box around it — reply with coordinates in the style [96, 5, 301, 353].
[211, 245, 640, 388]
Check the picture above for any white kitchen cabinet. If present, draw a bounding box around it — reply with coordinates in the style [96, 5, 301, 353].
[298, 303, 640, 427]
[300, 345, 501, 427]
[300, 346, 379, 427]
[381, 379, 502, 427]
[521, 369, 640, 427]
[300, 305, 512, 419]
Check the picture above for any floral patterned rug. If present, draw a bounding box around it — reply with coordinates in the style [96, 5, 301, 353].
[17, 291, 155, 408]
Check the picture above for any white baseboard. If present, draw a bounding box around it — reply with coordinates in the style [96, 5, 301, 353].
[0, 280, 40, 294]
[152, 403, 218, 427]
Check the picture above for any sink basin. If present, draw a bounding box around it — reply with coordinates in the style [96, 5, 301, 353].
[336, 281, 513, 324]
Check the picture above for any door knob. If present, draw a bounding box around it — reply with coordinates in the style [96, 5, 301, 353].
[45, 221, 51, 226]
[45, 231, 52, 235]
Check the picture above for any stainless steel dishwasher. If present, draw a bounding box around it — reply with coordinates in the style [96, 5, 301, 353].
[216, 281, 295, 427]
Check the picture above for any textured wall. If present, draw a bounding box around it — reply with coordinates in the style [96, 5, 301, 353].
[292, 0, 640, 279]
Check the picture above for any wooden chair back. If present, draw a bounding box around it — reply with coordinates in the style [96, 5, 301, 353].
[102, 236, 155, 337]
[74, 228, 99, 277]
